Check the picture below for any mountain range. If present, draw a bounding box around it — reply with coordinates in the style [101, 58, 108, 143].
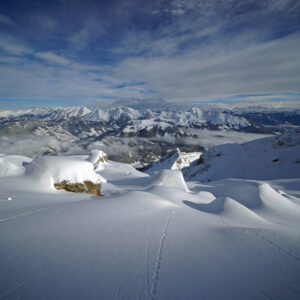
[1, 105, 299, 168]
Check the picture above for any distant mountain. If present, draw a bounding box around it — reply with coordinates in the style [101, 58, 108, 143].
[1, 105, 298, 167]
[0, 105, 250, 128]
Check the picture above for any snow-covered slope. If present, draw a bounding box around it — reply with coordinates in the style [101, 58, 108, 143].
[1, 147, 300, 299]
[0, 152, 300, 299]
[184, 129, 300, 181]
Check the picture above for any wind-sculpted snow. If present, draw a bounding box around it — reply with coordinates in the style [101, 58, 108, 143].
[0, 153, 300, 299]
[148, 170, 190, 193]
[0, 154, 32, 177]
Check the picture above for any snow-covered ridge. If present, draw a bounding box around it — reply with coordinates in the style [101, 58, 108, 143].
[184, 129, 300, 181]
[146, 148, 201, 175]
[0, 105, 250, 128]
[156, 107, 250, 128]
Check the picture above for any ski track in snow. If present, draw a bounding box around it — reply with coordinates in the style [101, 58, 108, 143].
[0, 207, 52, 223]
[219, 212, 300, 265]
[115, 211, 176, 300]
[118, 264, 145, 299]
[0, 198, 94, 224]
[150, 210, 175, 300]
[218, 219, 280, 300]
[116, 259, 145, 299]
[218, 215, 300, 299]
[146, 239, 151, 298]
[116, 239, 157, 299]
[0, 268, 55, 299]
[247, 229, 300, 264]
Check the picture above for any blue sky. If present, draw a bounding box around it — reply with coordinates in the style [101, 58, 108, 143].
[0, 0, 300, 108]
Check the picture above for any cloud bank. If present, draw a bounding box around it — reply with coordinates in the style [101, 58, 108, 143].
[0, 0, 299, 106]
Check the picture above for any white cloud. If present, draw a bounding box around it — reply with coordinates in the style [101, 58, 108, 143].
[0, 136, 49, 157]
[68, 19, 106, 50]
[0, 35, 32, 56]
[0, 30, 299, 104]
[0, 0, 299, 106]
[0, 55, 144, 103]
[171, 8, 185, 15]
[114, 32, 300, 101]
[35, 52, 71, 65]
[267, 0, 300, 12]
[0, 55, 21, 64]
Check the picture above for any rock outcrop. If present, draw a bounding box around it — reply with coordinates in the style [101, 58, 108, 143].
[54, 180, 101, 196]
[25, 156, 102, 195]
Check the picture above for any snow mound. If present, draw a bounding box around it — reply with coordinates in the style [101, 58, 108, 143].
[149, 170, 190, 192]
[183, 196, 266, 226]
[25, 156, 102, 190]
[184, 129, 300, 181]
[258, 183, 300, 219]
[184, 179, 300, 225]
[196, 191, 216, 203]
[0, 155, 32, 177]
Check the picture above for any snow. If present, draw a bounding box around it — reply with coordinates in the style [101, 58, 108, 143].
[157, 107, 250, 127]
[0, 154, 32, 177]
[184, 129, 300, 181]
[25, 156, 102, 191]
[1, 105, 250, 128]
[0, 133, 300, 299]
[83, 106, 141, 123]
[86, 150, 108, 165]
[146, 148, 201, 175]
[123, 119, 172, 133]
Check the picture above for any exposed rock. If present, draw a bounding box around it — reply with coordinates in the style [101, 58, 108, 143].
[54, 180, 101, 196]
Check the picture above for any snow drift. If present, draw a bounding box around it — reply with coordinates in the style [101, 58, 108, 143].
[25, 156, 102, 195]
[0, 154, 32, 177]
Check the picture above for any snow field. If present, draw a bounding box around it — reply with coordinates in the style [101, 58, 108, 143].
[0, 144, 299, 299]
